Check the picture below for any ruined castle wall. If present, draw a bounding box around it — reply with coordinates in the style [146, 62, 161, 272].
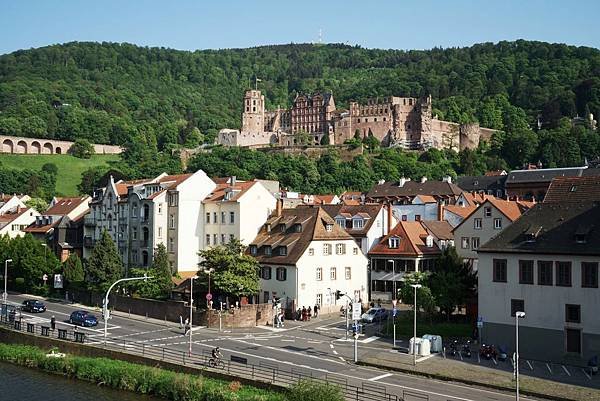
[430, 119, 460, 151]
[217, 129, 277, 147]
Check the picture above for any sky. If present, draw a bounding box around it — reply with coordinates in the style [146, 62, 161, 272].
[1, 0, 599, 55]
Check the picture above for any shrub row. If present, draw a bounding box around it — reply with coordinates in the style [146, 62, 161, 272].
[0, 343, 344, 401]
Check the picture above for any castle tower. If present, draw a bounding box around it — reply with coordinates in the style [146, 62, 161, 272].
[241, 90, 265, 133]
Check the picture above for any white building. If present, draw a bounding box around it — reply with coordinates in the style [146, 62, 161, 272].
[478, 201, 600, 362]
[0, 207, 39, 238]
[203, 178, 276, 249]
[452, 198, 531, 270]
[250, 206, 369, 313]
[322, 203, 395, 255]
[0, 194, 30, 215]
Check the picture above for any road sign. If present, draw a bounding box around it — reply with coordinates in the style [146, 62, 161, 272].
[352, 302, 361, 321]
[206, 293, 213, 301]
[42, 274, 48, 282]
[54, 274, 63, 289]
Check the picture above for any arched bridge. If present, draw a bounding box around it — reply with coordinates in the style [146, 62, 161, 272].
[0, 135, 122, 155]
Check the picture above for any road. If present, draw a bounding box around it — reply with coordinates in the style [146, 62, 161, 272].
[5, 293, 538, 401]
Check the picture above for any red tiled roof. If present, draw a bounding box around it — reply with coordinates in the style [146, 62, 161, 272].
[369, 221, 440, 257]
[204, 181, 256, 202]
[0, 207, 30, 223]
[444, 205, 476, 219]
[45, 196, 89, 216]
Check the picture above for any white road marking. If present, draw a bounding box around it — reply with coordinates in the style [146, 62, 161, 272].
[307, 341, 322, 344]
[338, 356, 345, 362]
[281, 339, 295, 342]
[362, 336, 379, 344]
[368, 373, 393, 382]
[332, 350, 338, 355]
[329, 344, 334, 349]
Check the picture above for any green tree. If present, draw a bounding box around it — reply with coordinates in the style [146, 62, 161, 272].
[78, 166, 109, 195]
[320, 133, 330, 145]
[130, 244, 173, 299]
[25, 197, 48, 213]
[197, 239, 259, 299]
[70, 139, 95, 159]
[398, 272, 436, 318]
[0, 117, 21, 135]
[429, 247, 475, 320]
[63, 253, 85, 289]
[41, 163, 58, 176]
[86, 230, 123, 291]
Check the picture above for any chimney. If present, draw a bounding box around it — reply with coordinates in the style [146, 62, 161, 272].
[420, 176, 428, 183]
[231, 176, 237, 186]
[437, 203, 444, 221]
[398, 177, 409, 187]
[387, 202, 393, 234]
[276, 198, 282, 217]
[442, 175, 452, 183]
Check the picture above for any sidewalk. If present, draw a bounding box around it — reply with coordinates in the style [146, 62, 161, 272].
[358, 349, 600, 401]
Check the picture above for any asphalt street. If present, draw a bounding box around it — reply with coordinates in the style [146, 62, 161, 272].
[5, 293, 540, 401]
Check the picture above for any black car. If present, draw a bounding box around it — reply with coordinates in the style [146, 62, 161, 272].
[21, 300, 46, 313]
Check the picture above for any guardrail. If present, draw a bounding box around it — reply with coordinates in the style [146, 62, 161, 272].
[0, 312, 434, 401]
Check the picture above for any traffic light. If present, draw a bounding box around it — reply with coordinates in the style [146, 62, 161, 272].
[335, 290, 343, 300]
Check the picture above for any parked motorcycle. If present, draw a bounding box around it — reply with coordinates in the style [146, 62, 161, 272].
[449, 340, 459, 357]
[462, 340, 472, 358]
[497, 345, 508, 362]
[479, 343, 498, 360]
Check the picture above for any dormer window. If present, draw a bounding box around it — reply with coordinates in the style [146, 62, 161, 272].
[326, 223, 333, 232]
[335, 217, 345, 227]
[250, 245, 257, 255]
[575, 234, 587, 244]
[352, 218, 364, 229]
[294, 223, 302, 233]
[570, 185, 577, 192]
[265, 246, 272, 256]
[426, 235, 434, 248]
[388, 237, 400, 248]
[279, 223, 286, 233]
[278, 246, 287, 256]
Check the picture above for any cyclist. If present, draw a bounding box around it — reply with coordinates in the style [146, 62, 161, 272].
[212, 346, 222, 361]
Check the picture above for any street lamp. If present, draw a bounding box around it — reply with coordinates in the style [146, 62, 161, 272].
[388, 259, 397, 348]
[3, 259, 13, 303]
[103, 275, 152, 343]
[515, 311, 526, 401]
[206, 268, 214, 308]
[189, 275, 198, 356]
[410, 283, 422, 366]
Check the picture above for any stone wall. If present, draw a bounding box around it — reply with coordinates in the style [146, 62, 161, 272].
[0, 135, 122, 155]
[258, 144, 363, 161]
[217, 129, 278, 147]
[196, 303, 275, 328]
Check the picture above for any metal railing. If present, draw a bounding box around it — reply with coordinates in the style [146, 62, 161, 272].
[0, 313, 433, 401]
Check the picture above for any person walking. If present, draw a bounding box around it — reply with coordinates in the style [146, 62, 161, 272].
[50, 315, 56, 331]
[296, 308, 302, 321]
[184, 318, 190, 334]
[307, 306, 312, 321]
[313, 304, 319, 318]
[301, 307, 307, 322]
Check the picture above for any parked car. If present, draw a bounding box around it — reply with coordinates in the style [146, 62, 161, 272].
[21, 300, 46, 313]
[361, 307, 388, 323]
[69, 310, 98, 327]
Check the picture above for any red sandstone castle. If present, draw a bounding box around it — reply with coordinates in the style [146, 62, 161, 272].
[218, 89, 496, 151]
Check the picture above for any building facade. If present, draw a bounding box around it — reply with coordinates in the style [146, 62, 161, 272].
[478, 202, 600, 363]
[219, 90, 497, 151]
[250, 206, 369, 314]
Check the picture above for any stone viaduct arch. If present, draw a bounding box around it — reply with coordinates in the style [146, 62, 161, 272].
[0, 135, 122, 155]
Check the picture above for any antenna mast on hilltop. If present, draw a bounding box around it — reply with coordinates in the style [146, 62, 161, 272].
[318, 28, 323, 44]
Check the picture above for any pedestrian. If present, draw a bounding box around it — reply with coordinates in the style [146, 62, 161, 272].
[296, 308, 302, 321]
[50, 315, 56, 331]
[301, 306, 307, 322]
[184, 318, 190, 334]
[313, 304, 319, 318]
[307, 306, 312, 321]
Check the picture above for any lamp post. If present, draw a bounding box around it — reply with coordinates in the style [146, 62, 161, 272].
[103, 275, 152, 343]
[410, 283, 422, 366]
[3, 259, 13, 303]
[189, 275, 198, 356]
[388, 259, 396, 347]
[206, 268, 214, 308]
[515, 311, 526, 401]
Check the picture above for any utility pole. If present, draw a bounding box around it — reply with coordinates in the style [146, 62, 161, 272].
[515, 311, 526, 401]
[3, 259, 12, 303]
[189, 275, 198, 356]
[411, 283, 422, 366]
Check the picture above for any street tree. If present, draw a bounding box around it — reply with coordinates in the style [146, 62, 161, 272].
[86, 230, 123, 291]
[398, 271, 436, 318]
[197, 239, 259, 299]
[63, 253, 85, 289]
[130, 244, 173, 299]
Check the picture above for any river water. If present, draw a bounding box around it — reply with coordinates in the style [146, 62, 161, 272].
[0, 362, 162, 401]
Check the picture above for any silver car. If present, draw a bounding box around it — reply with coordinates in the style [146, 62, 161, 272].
[361, 307, 388, 323]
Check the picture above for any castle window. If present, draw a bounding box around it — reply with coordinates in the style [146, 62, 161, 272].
[374, 118, 377, 122]
[383, 117, 387, 121]
[253, 107, 256, 112]
[357, 118, 361, 123]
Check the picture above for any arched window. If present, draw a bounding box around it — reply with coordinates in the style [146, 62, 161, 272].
[142, 251, 149, 267]
[143, 204, 150, 221]
[142, 227, 149, 245]
[132, 203, 138, 218]
[107, 214, 113, 231]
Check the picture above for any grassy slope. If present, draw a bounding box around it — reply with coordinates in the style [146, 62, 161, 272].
[0, 154, 119, 195]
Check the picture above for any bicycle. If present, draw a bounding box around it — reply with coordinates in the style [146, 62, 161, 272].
[208, 357, 225, 369]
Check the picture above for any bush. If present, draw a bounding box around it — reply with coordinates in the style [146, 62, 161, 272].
[287, 379, 344, 401]
[0, 343, 285, 401]
[14, 277, 25, 292]
[70, 139, 95, 159]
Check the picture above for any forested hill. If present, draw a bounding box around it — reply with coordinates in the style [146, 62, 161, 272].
[0, 40, 599, 150]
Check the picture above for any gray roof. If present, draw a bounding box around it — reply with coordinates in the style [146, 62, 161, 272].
[478, 202, 600, 256]
[366, 180, 462, 199]
[505, 167, 587, 185]
[456, 175, 507, 192]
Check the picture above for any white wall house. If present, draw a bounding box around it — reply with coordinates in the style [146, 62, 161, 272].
[392, 194, 440, 222]
[203, 179, 276, 250]
[478, 201, 600, 363]
[453, 199, 529, 270]
[0, 207, 39, 238]
[0, 194, 29, 215]
[250, 206, 368, 314]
